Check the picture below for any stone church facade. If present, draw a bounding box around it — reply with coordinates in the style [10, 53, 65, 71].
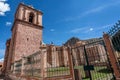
[3, 3, 107, 78]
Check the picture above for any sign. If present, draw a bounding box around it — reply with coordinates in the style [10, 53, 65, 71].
[84, 65, 94, 71]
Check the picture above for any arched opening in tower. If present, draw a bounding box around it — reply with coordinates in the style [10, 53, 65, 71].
[29, 12, 34, 23]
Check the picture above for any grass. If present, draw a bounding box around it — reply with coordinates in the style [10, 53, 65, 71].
[46, 66, 113, 80]
[47, 67, 69, 72]
[24, 66, 113, 80]
[74, 66, 113, 80]
[47, 67, 70, 77]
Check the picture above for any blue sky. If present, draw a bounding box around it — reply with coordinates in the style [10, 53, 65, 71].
[0, 0, 120, 59]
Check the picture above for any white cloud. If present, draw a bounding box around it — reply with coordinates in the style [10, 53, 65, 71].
[0, 49, 5, 61]
[0, 0, 7, 1]
[90, 28, 93, 31]
[95, 24, 113, 31]
[70, 23, 113, 34]
[0, 49, 5, 55]
[70, 28, 84, 33]
[83, 6, 105, 16]
[6, 22, 12, 26]
[0, 0, 10, 16]
[70, 27, 93, 34]
[50, 29, 55, 32]
[0, 58, 4, 62]
[62, 1, 120, 22]
[83, 1, 120, 16]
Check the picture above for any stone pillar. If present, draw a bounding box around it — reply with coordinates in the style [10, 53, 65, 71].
[10, 63, 14, 73]
[67, 47, 76, 80]
[74, 69, 82, 80]
[103, 33, 120, 79]
[56, 49, 60, 67]
[63, 47, 68, 66]
[40, 45, 47, 79]
[61, 46, 65, 67]
[85, 71, 90, 78]
[22, 7, 26, 20]
[13, 62, 17, 74]
[52, 46, 55, 67]
[21, 56, 25, 76]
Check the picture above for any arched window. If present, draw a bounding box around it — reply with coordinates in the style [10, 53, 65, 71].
[29, 12, 34, 23]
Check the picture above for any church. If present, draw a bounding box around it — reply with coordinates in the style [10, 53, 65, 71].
[3, 3, 43, 74]
[3, 3, 70, 76]
[2, 3, 108, 80]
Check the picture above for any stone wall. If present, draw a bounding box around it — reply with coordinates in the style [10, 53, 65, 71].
[13, 22, 42, 61]
[3, 39, 11, 74]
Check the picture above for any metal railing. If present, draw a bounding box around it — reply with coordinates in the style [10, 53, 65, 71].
[107, 20, 120, 72]
[71, 40, 114, 80]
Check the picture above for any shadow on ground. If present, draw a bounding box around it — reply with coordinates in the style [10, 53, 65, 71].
[98, 68, 112, 73]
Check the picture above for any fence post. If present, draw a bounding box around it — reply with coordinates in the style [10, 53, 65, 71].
[13, 62, 16, 74]
[40, 45, 47, 80]
[67, 47, 75, 80]
[83, 45, 92, 80]
[103, 33, 120, 79]
[21, 56, 25, 76]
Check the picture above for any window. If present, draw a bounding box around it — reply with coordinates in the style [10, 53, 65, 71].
[27, 57, 31, 63]
[27, 38, 29, 41]
[0, 65, 2, 67]
[29, 12, 34, 23]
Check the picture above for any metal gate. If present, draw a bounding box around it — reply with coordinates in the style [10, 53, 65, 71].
[71, 39, 115, 80]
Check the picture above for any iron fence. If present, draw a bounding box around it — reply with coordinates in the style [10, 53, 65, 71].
[13, 51, 42, 79]
[13, 46, 73, 80]
[107, 20, 120, 71]
[44, 46, 72, 80]
[71, 39, 114, 80]
[12, 38, 117, 80]
[14, 59, 22, 75]
[23, 51, 42, 77]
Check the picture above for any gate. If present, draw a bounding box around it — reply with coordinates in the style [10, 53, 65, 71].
[71, 39, 115, 80]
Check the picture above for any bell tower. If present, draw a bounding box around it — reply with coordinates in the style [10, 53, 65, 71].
[10, 3, 43, 62]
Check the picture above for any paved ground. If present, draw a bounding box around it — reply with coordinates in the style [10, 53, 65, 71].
[0, 74, 12, 80]
[0, 75, 4, 80]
